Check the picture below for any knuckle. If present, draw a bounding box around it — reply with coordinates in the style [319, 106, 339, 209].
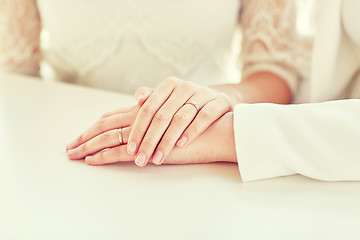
[181, 81, 194, 91]
[217, 91, 227, 99]
[217, 93, 232, 106]
[140, 104, 153, 116]
[187, 124, 201, 136]
[165, 76, 179, 84]
[199, 86, 212, 95]
[80, 143, 88, 153]
[135, 86, 146, 96]
[76, 134, 84, 144]
[101, 113, 110, 119]
[159, 138, 173, 149]
[154, 109, 171, 122]
[139, 140, 154, 153]
[199, 109, 212, 121]
[101, 131, 111, 142]
[173, 110, 191, 123]
[95, 118, 106, 132]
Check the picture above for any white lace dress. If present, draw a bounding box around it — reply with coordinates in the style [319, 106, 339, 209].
[0, 0, 306, 94]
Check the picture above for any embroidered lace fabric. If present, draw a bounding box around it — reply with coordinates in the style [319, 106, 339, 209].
[241, 0, 312, 92]
[0, 0, 312, 94]
[0, 0, 41, 76]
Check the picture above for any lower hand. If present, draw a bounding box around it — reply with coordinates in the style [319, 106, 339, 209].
[66, 105, 139, 164]
[66, 112, 236, 165]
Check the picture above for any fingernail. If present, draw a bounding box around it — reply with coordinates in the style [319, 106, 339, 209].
[135, 153, 146, 166]
[152, 151, 163, 165]
[127, 142, 137, 155]
[177, 136, 188, 147]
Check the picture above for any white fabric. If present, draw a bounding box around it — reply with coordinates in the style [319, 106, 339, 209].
[341, 0, 360, 98]
[234, 0, 360, 181]
[240, 0, 309, 94]
[234, 100, 360, 182]
[295, 0, 360, 103]
[0, 0, 306, 94]
[36, 0, 241, 93]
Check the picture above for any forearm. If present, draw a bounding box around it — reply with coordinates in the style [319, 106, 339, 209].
[210, 71, 292, 106]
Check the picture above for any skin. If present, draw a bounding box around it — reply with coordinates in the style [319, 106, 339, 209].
[1, 0, 292, 166]
[128, 77, 233, 166]
[66, 106, 236, 165]
[66, 71, 290, 166]
[66, 105, 138, 160]
[126, 71, 291, 167]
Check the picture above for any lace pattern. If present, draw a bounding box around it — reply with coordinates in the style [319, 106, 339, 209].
[0, 0, 41, 76]
[240, 0, 312, 92]
[0, 0, 312, 93]
[37, 0, 239, 78]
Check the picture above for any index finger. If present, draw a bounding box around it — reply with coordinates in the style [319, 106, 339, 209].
[126, 78, 177, 155]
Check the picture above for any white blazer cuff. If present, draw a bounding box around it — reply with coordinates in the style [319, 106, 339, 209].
[233, 103, 295, 182]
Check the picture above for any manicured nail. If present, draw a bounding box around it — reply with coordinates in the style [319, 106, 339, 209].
[127, 142, 137, 155]
[177, 136, 188, 147]
[152, 151, 163, 165]
[135, 153, 146, 166]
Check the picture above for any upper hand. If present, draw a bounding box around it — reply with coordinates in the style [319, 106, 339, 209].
[127, 76, 233, 167]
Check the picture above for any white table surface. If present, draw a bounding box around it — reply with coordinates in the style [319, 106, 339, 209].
[1, 73, 360, 240]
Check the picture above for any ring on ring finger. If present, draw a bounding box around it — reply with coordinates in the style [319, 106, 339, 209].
[184, 101, 200, 112]
[118, 127, 124, 145]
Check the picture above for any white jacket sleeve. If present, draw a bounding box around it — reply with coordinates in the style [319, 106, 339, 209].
[234, 99, 360, 182]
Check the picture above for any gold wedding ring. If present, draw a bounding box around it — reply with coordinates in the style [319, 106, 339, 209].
[184, 101, 200, 112]
[118, 128, 123, 145]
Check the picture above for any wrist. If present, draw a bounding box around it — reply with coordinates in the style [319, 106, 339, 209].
[211, 112, 237, 163]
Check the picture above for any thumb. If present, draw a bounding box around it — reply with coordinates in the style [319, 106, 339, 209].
[134, 87, 153, 106]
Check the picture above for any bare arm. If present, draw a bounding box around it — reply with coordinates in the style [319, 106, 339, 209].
[211, 71, 292, 105]
[210, 0, 300, 106]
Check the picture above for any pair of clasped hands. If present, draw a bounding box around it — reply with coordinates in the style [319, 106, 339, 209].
[66, 77, 237, 166]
